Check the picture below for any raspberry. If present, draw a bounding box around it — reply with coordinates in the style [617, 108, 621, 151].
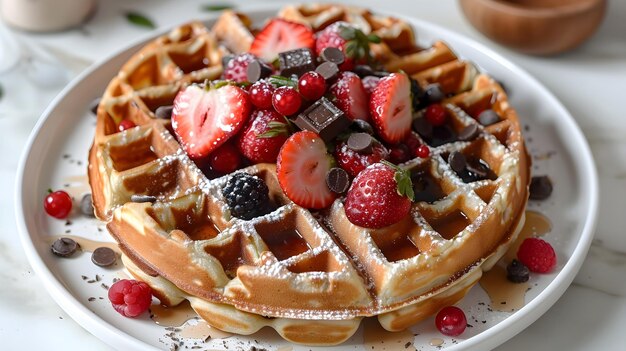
[517, 237, 556, 273]
[222, 53, 257, 83]
[222, 173, 271, 220]
[108, 279, 152, 318]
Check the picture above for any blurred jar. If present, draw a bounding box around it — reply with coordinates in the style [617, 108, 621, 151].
[1, 0, 96, 32]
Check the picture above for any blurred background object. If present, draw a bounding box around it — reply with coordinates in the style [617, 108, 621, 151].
[1, 0, 96, 32]
[459, 0, 607, 55]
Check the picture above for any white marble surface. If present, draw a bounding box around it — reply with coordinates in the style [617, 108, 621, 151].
[1, 0, 625, 349]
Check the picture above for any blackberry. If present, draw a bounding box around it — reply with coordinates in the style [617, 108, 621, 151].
[222, 173, 271, 220]
[507, 259, 530, 283]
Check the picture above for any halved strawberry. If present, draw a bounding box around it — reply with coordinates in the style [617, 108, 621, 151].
[369, 73, 412, 144]
[250, 19, 315, 62]
[330, 72, 369, 121]
[276, 131, 337, 209]
[172, 84, 251, 159]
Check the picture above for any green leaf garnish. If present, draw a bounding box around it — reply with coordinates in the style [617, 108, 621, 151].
[125, 12, 156, 29]
[381, 160, 414, 201]
[268, 75, 297, 88]
[201, 4, 233, 11]
[337, 25, 379, 63]
[257, 121, 290, 139]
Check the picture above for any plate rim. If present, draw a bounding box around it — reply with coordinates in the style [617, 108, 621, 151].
[14, 4, 599, 351]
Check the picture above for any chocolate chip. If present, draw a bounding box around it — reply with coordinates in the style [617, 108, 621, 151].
[320, 47, 344, 65]
[507, 259, 530, 283]
[351, 119, 374, 135]
[155, 105, 173, 119]
[80, 194, 95, 217]
[347, 133, 373, 153]
[458, 124, 480, 141]
[130, 194, 157, 203]
[466, 159, 489, 178]
[326, 167, 350, 194]
[478, 109, 500, 126]
[246, 60, 272, 83]
[221, 54, 234, 68]
[279, 48, 316, 78]
[89, 97, 100, 115]
[91, 247, 117, 267]
[51, 238, 79, 257]
[412, 118, 433, 138]
[293, 97, 351, 142]
[353, 65, 388, 78]
[448, 151, 467, 173]
[315, 61, 339, 80]
[424, 83, 445, 103]
[529, 175, 553, 200]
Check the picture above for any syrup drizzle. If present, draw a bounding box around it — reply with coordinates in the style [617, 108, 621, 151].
[178, 319, 232, 340]
[150, 300, 197, 327]
[429, 337, 444, 346]
[362, 318, 417, 351]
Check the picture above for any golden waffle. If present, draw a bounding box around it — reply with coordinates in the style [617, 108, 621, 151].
[88, 5, 530, 346]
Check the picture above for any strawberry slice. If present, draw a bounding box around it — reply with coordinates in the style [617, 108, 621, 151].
[250, 19, 315, 62]
[369, 73, 412, 144]
[172, 84, 251, 159]
[277, 131, 337, 209]
[330, 72, 370, 121]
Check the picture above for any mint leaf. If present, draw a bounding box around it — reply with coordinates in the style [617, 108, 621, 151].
[125, 12, 156, 29]
[382, 160, 414, 201]
[201, 4, 233, 11]
[257, 121, 289, 139]
[268, 75, 297, 88]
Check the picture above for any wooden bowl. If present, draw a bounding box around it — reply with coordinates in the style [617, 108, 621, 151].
[459, 0, 607, 55]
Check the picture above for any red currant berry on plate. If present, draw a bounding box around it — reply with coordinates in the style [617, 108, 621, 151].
[435, 306, 467, 337]
[272, 86, 302, 116]
[108, 279, 153, 318]
[44, 190, 73, 219]
[118, 120, 136, 132]
[517, 237, 557, 273]
[298, 71, 326, 100]
[249, 80, 274, 109]
[425, 104, 447, 126]
[416, 145, 430, 158]
[209, 142, 242, 174]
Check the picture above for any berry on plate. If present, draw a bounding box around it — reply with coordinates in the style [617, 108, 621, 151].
[44, 190, 73, 219]
[222, 53, 257, 83]
[370, 73, 413, 144]
[209, 141, 242, 174]
[272, 86, 302, 116]
[298, 71, 326, 101]
[344, 161, 414, 228]
[250, 19, 315, 62]
[237, 109, 290, 163]
[108, 279, 152, 318]
[315, 22, 381, 71]
[517, 237, 557, 273]
[172, 83, 251, 159]
[277, 131, 337, 209]
[330, 71, 369, 121]
[335, 137, 389, 177]
[249, 80, 275, 109]
[435, 306, 467, 337]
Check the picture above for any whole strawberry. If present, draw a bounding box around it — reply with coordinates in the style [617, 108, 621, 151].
[237, 109, 290, 163]
[344, 161, 414, 228]
[315, 22, 381, 71]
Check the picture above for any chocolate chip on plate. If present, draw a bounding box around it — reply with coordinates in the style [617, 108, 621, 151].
[478, 109, 500, 126]
[246, 60, 272, 83]
[320, 47, 345, 65]
[326, 167, 350, 194]
[458, 124, 480, 141]
[315, 61, 340, 80]
[347, 133, 373, 153]
[507, 259, 530, 283]
[51, 238, 79, 257]
[424, 83, 445, 103]
[448, 151, 467, 173]
[80, 194, 95, 217]
[529, 175, 553, 200]
[130, 194, 157, 203]
[154, 105, 173, 119]
[91, 247, 117, 267]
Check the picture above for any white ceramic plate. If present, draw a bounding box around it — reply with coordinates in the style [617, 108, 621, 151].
[15, 5, 598, 351]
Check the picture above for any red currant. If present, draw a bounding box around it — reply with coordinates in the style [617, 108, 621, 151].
[249, 80, 274, 109]
[272, 86, 302, 116]
[435, 306, 467, 337]
[425, 104, 447, 126]
[416, 145, 430, 158]
[44, 190, 73, 219]
[298, 71, 326, 100]
[389, 144, 411, 164]
[118, 120, 136, 132]
[209, 142, 242, 174]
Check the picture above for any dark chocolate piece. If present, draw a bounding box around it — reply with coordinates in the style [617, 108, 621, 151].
[320, 47, 344, 65]
[91, 247, 117, 267]
[412, 118, 433, 138]
[51, 238, 79, 257]
[155, 105, 173, 119]
[326, 167, 350, 194]
[448, 151, 467, 173]
[424, 83, 445, 103]
[478, 109, 500, 126]
[353, 65, 389, 78]
[347, 133, 373, 153]
[80, 194, 95, 217]
[458, 124, 480, 141]
[529, 175, 553, 200]
[131, 194, 157, 203]
[278, 48, 316, 78]
[246, 60, 272, 83]
[315, 61, 339, 80]
[507, 259, 530, 283]
[293, 97, 351, 142]
[351, 119, 374, 135]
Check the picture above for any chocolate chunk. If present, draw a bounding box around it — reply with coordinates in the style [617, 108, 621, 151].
[353, 65, 388, 78]
[320, 47, 344, 65]
[80, 194, 95, 217]
[246, 60, 272, 83]
[351, 119, 374, 135]
[529, 175, 553, 200]
[326, 167, 350, 194]
[466, 159, 490, 178]
[315, 61, 339, 80]
[458, 124, 480, 141]
[412, 118, 433, 138]
[130, 194, 157, 203]
[424, 83, 445, 103]
[155, 105, 173, 119]
[279, 48, 316, 78]
[89, 97, 100, 115]
[448, 151, 467, 173]
[91, 247, 117, 267]
[478, 109, 500, 126]
[412, 171, 445, 203]
[426, 125, 457, 147]
[347, 133, 373, 153]
[51, 238, 79, 257]
[221, 54, 234, 68]
[507, 259, 530, 283]
[293, 97, 351, 142]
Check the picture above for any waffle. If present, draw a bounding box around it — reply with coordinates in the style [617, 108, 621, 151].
[88, 4, 530, 346]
